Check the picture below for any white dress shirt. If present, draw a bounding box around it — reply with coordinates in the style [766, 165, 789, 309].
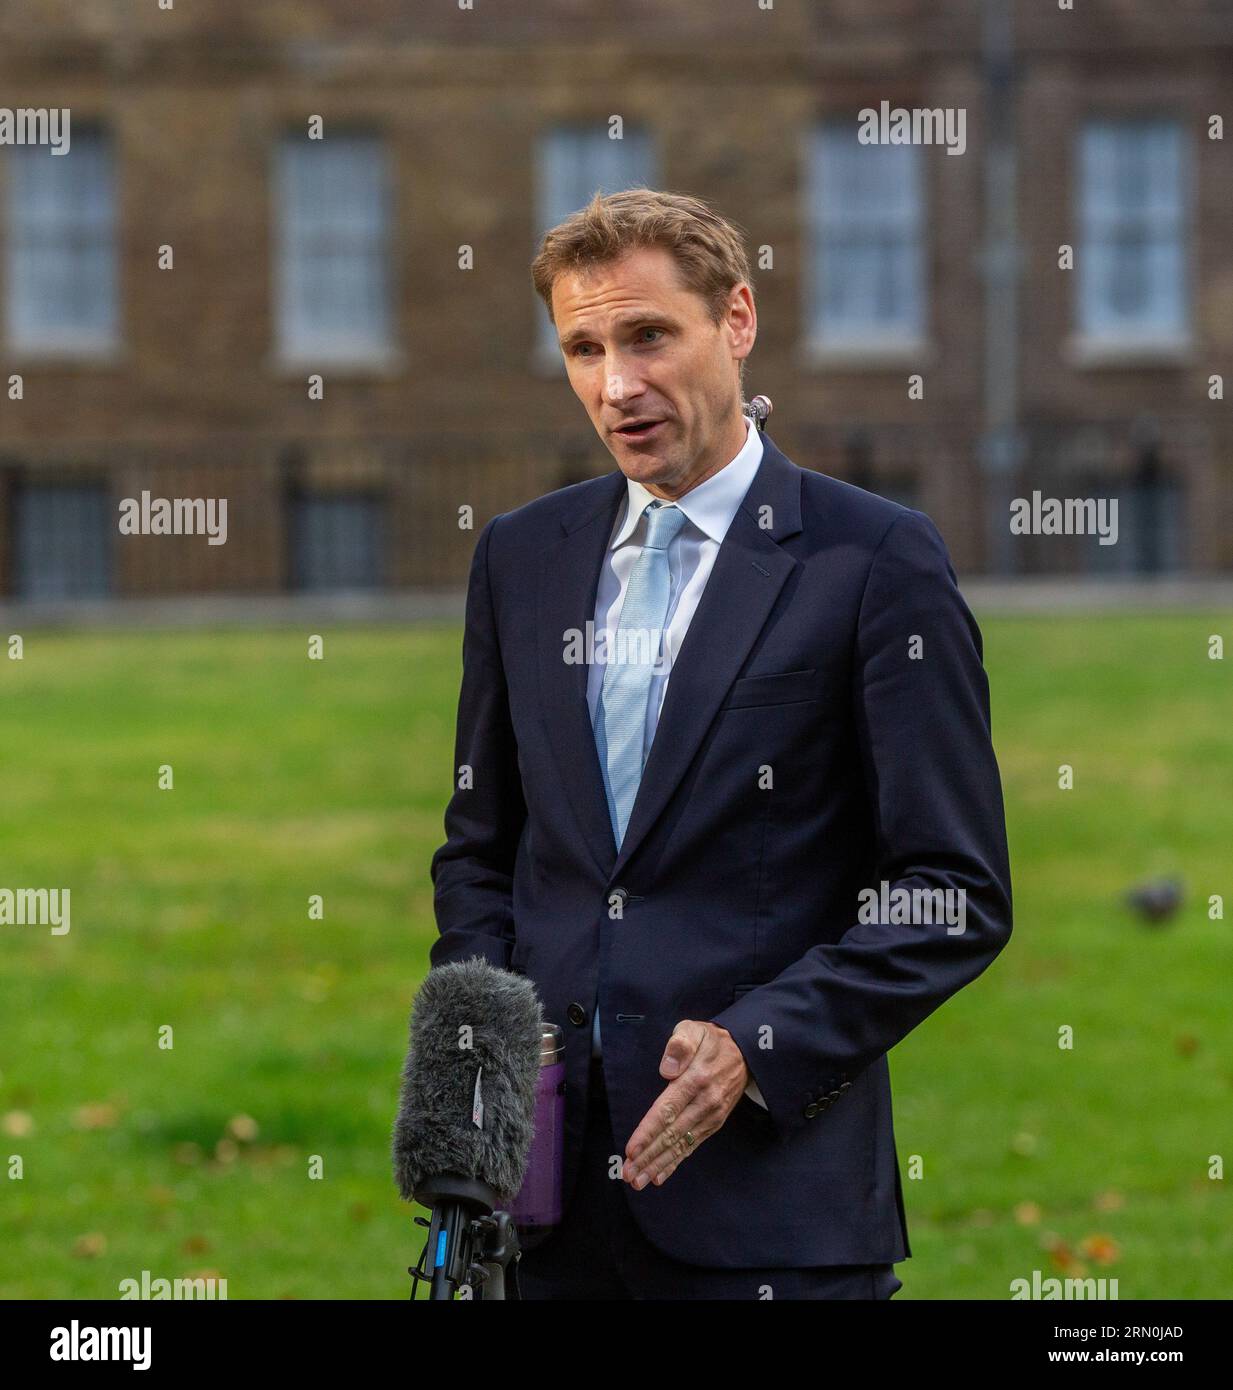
[588, 413, 769, 1109]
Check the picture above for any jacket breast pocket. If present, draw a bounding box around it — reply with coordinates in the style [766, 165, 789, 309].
[721, 667, 818, 710]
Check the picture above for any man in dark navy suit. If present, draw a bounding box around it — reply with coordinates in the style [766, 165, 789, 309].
[429, 188, 1013, 1299]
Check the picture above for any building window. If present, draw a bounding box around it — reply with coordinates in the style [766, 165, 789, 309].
[1083, 452, 1185, 575]
[274, 133, 392, 363]
[1077, 119, 1187, 345]
[12, 482, 113, 598]
[842, 433, 920, 509]
[533, 125, 656, 364]
[805, 121, 924, 351]
[290, 493, 384, 591]
[871, 476, 920, 511]
[4, 130, 119, 355]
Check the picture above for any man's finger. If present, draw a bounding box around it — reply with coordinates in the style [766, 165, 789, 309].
[659, 1018, 707, 1079]
[627, 1022, 713, 1164]
[625, 1087, 720, 1185]
[623, 1076, 695, 1168]
[624, 1070, 731, 1181]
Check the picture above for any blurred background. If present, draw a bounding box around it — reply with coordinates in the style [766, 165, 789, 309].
[0, 0, 1229, 1299]
[1, 0, 1231, 596]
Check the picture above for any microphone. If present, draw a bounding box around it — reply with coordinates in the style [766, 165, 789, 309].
[392, 957, 544, 1299]
[742, 394, 773, 432]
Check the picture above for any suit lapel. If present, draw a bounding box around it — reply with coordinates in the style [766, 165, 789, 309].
[536, 471, 627, 877]
[536, 433, 804, 883]
[609, 434, 803, 879]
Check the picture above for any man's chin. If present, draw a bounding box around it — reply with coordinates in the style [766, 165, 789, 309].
[616, 456, 677, 489]
[609, 439, 677, 479]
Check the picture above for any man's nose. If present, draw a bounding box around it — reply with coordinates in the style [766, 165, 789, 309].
[604, 362, 647, 405]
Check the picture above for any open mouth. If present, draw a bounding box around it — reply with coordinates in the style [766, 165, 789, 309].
[615, 420, 666, 441]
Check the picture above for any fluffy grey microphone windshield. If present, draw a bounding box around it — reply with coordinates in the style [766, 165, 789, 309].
[392, 958, 544, 1204]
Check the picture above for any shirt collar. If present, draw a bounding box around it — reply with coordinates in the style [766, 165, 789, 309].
[609, 413, 764, 550]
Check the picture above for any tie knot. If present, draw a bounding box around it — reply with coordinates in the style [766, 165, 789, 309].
[642, 501, 687, 551]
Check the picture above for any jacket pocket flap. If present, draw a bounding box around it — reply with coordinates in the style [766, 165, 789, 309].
[723, 667, 817, 709]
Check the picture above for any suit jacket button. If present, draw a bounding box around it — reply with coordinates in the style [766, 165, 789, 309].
[804, 1102, 819, 1118]
[839, 1081, 852, 1091]
[609, 886, 630, 908]
[828, 1089, 842, 1100]
[566, 1002, 587, 1027]
[817, 1097, 832, 1112]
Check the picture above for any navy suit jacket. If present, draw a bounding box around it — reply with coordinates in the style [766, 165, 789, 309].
[429, 431, 1013, 1268]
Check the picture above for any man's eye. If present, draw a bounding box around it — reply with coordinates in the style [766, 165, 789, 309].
[570, 330, 659, 356]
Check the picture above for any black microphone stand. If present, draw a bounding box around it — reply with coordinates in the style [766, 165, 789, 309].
[408, 1174, 522, 1300]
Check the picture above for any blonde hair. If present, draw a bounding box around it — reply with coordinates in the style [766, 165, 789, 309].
[531, 186, 753, 389]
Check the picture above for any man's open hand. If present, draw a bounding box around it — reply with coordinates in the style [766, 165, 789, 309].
[622, 1020, 749, 1190]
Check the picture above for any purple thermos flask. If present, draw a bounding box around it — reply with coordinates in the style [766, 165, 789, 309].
[509, 1022, 565, 1230]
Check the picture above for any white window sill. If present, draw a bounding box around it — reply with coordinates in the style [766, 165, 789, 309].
[1064, 334, 1193, 369]
[4, 339, 126, 367]
[269, 346, 406, 379]
[801, 338, 933, 372]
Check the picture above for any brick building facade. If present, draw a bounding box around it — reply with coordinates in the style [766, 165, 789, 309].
[0, 0, 1229, 597]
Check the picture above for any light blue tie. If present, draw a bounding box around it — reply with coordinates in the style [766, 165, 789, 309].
[593, 500, 689, 849]
[591, 500, 688, 1059]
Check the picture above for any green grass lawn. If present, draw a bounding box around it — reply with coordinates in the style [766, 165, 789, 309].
[0, 618, 1229, 1299]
